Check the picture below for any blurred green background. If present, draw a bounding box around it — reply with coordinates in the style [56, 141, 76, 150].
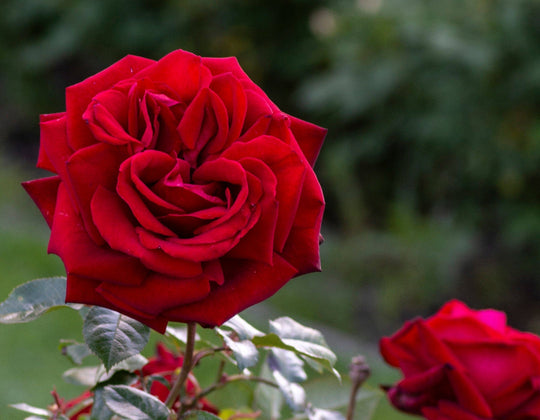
[1, 0, 539, 418]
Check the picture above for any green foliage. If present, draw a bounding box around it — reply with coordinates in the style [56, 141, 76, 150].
[82, 306, 150, 371]
[102, 385, 171, 420]
[0, 277, 82, 323]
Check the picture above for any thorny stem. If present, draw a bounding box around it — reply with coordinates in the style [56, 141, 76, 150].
[165, 322, 197, 410]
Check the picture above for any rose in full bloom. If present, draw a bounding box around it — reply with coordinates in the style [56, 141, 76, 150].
[60, 343, 217, 419]
[23, 49, 326, 332]
[380, 300, 540, 419]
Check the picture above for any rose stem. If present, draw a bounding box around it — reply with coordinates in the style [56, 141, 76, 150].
[346, 355, 371, 420]
[165, 322, 197, 410]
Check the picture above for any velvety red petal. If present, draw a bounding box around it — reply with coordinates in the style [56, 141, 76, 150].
[39, 114, 73, 187]
[117, 151, 177, 236]
[289, 115, 327, 167]
[280, 166, 325, 274]
[136, 49, 211, 103]
[97, 271, 211, 316]
[66, 273, 168, 333]
[37, 112, 65, 172]
[202, 56, 279, 112]
[379, 320, 464, 374]
[91, 186, 203, 278]
[227, 158, 278, 265]
[22, 176, 60, 228]
[162, 254, 298, 327]
[66, 142, 129, 245]
[436, 300, 508, 335]
[422, 401, 488, 420]
[222, 136, 306, 252]
[243, 89, 274, 131]
[66, 55, 155, 150]
[449, 341, 540, 415]
[237, 114, 272, 143]
[210, 72, 248, 146]
[48, 184, 147, 286]
[178, 88, 229, 165]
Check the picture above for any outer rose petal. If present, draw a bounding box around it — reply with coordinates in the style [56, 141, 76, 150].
[136, 49, 212, 103]
[66, 55, 155, 150]
[422, 401, 489, 420]
[37, 112, 65, 172]
[289, 115, 327, 167]
[22, 176, 60, 228]
[49, 183, 148, 286]
[162, 255, 297, 327]
[66, 274, 168, 333]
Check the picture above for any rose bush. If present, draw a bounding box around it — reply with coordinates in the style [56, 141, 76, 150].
[57, 343, 217, 419]
[380, 300, 540, 419]
[23, 49, 326, 332]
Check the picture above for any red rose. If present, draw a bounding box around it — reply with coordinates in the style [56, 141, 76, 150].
[380, 300, 540, 419]
[23, 49, 326, 332]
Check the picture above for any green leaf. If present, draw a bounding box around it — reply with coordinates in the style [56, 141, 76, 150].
[90, 387, 114, 420]
[183, 410, 222, 420]
[9, 403, 51, 416]
[59, 340, 93, 365]
[63, 354, 148, 388]
[270, 366, 307, 412]
[216, 327, 259, 371]
[251, 333, 338, 379]
[103, 385, 170, 420]
[63, 366, 102, 387]
[305, 407, 345, 420]
[222, 315, 264, 340]
[0, 277, 83, 323]
[83, 306, 150, 371]
[254, 362, 283, 419]
[269, 318, 328, 347]
[269, 348, 307, 383]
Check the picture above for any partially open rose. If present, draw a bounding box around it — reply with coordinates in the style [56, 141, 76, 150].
[380, 300, 540, 419]
[23, 49, 326, 332]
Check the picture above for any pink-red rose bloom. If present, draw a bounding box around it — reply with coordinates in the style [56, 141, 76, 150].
[380, 300, 540, 419]
[23, 49, 326, 332]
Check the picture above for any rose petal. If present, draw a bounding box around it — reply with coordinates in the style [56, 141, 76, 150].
[37, 112, 65, 172]
[222, 136, 306, 252]
[66, 273, 168, 333]
[49, 184, 147, 286]
[136, 49, 211, 103]
[66, 142, 130, 245]
[162, 254, 297, 327]
[97, 271, 211, 316]
[289, 115, 327, 167]
[22, 176, 60, 228]
[227, 158, 278, 265]
[66, 54, 155, 150]
[210, 72, 248, 146]
[91, 185, 203, 277]
[117, 151, 177, 237]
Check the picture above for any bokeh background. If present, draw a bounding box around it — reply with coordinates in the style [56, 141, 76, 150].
[1, 0, 539, 418]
